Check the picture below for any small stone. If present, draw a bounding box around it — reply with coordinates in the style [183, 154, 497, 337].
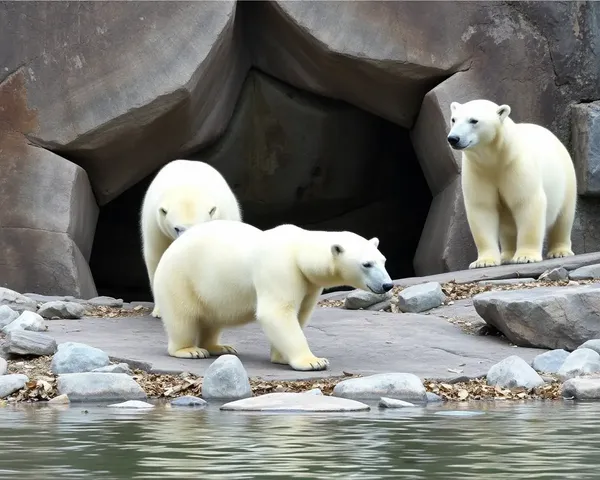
[170, 395, 208, 407]
[86, 296, 124, 308]
[0, 306, 19, 329]
[48, 394, 70, 404]
[539, 267, 569, 282]
[396, 282, 446, 313]
[562, 377, 600, 399]
[108, 400, 154, 409]
[477, 278, 536, 286]
[57, 372, 147, 402]
[221, 392, 370, 412]
[379, 397, 417, 408]
[92, 363, 133, 375]
[305, 388, 323, 396]
[569, 264, 600, 280]
[426, 392, 443, 403]
[344, 290, 392, 310]
[0, 288, 38, 313]
[578, 339, 600, 355]
[486, 355, 544, 389]
[332, 373, 427, 402]
[0, 357, 6, 375]
[38, 301, 86, 319]
[201, 355, 252, 400]
[532, 349, 570, 374]
[51, 342, 110, 374]
[4, 330, 57, 356]
[0, 374, 28, 398]
[2, 311, 47, 334]
[365, 299, 392, 311]
[557, 348, 600, 380]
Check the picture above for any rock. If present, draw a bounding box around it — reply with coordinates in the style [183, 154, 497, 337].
[571, 101, 600, 196]
[562, 377, 600, 400]
[57, 373, 147, 402]
[48, 394, 70, 404]
[0, 306, 19, 329]
[201, 355, 252, 400]
[220, 392, 370, 412]
[0, 374, 28, 398]
[51, 342, 110, 374]
[170, 396, 208, 407]
[2, 311, 47, 334]
[557, 348, 600, 380]
[578, 339, 600, 355]
[108, 400, 154, 409]
[426, 392, 443, 403]
[532, 349, 570, 374]
[569, 264, 600, 280]
[344, 290, 392, 310]
[0, 358, 6, 375]
[0, 288, 38, 313]
[24, 294, 76, 303]
[472, 284, 600, 350]
[486, 355, 544, 389]
[379, 397, 417, 408]
[4, 330, 57, 356]
[86, 296, 124, 308]
[539, 267, 569, 282]
[332, 373, 427, 402]
[366, 299, 392, 311]
[92, 363, 133, 375]
[477, 278, 536, 286]
[38, 301, 86, 319]
[396, 282, 446, 313]
[305, 388, 323, 396]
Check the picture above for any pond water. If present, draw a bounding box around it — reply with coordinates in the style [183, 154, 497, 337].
[0, 400, 597, 479]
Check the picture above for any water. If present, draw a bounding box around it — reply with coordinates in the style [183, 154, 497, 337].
[0, 400, 598, 479]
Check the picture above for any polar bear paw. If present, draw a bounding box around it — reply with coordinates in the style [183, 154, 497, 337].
[547, 248, 574, 259]
[289, 355, 330, 371]
[203, 344, 238, 356]
[469, 256, 501, 269]
[169, 346, 210, 359]
[512, 251, 543, 264]
[500, 251, 516, 264]
[151, 306, 161, 318]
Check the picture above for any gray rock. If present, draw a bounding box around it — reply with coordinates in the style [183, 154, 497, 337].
[4, 330, 57, 356]
[305, 388, 324, 396]
[38, 301, 86, 319]
[86, 296, 124, 308]
[51, 342, 110, 374]
[220, 392, 370, 412]
[379, 397, 417, 408]
[170, 395, 208, 407]
[426, 392, 443, 403]
[486, 355, 544, 389]
[539, 267, 569, 282]
[0, 374, 28, 398]
[397, 282, 446, 313]
[0, 288, 38, 313]
[365, 299, 392, 311]
[92, 363, 133, 375]
[477, 278, 536, 286]
[108, 400, 154, 409]
[0, 357, 6, 375]
[2, 311, 47, 334]
[201, 355, 252, 400]
[562, 377, 600, 400]
[569, 264, 600, 280]
[532, 349, 570, 374]
[578, 339, 600, 355]
[344, 290, 392, 310]
[332, 373, 427, 402]
[24, 294, 75, 303]
[0, 306, 19, 329]
[557, 348, 600, 380]
[57, 372, 147, 402]
[473, 284, 600, 350]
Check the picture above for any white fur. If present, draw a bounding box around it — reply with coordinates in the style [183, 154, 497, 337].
[140, 160, 242, 317]
[447, 99, 577, 268]
[152, 220, 393, 371]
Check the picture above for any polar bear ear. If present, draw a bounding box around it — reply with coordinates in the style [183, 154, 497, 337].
[209, 206, 217, 217]
[450, 102, 460, 113]
[331, 244, 344, 256]
[497, 105, 511, 122]
[159, 207, 167, 216]
[369, 237, 379, 248]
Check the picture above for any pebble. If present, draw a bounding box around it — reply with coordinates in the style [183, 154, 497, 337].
[557, 348, 600, 380]
[578, 339, 600, 355]
[305, 388, 324, 396]
[86, 296, 124, 308]
[0, 374, 28, 398]
[539, 267, 569, 282]
[396, 282, 446, 313]
[344, 290, 392, 310]
[569, 264, 600, 280]
[0, 306, 19, 329]
[532, 349, 570, 374]
[486, 355, 544, 389]
[38, 301, 86, 320]
[220, 392, 370, 412]
[201, 355, 252, 400]
[170, 395, 208, 407]
[4, 330, 57, 356]
[332, 373, 427, 402]
[0, 288, 38, 312]
[108, 400, 154, 409]
[426, 392, 443, 403]
[48, 394, 70, 404]
[57, 372, 147, 402]
[477, 278, 535, 286]
[2, 311, 47, 334]
[562, 377, 600, 400]
[51, 342, 110, 374]
[379, 397, 417, 408]
[92, 363, 134, 375]
[0, 357, 6, 375]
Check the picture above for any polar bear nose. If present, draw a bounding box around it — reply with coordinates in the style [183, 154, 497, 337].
[447, 135, 460, 146]
[382, 282, 394, 292]
[174, 226, 186, 237]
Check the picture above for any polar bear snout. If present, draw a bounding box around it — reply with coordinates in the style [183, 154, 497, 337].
[368, 282, 393, 295]
[173, 226, 186, 237]
[447, 134, 460, 147]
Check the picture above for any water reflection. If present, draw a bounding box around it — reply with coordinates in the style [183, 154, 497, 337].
[0, 401, 598, 479]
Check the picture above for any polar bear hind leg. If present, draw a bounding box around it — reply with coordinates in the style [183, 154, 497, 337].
[547, 194, 576, 258]
[499, 202, 517, 264]
[197, 325, 238, 356]
[511, 192, 546, 264]
[162, 304, 209, 359]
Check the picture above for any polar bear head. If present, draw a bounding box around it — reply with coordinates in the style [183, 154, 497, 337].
[331, 234, 393, 295]
[157, 188, 218, 240]
[447, 99, 511, 151]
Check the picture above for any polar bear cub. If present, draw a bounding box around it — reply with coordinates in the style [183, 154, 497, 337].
[153, 220, 393, 371]
[447, 99, 577, 268]
[140, 160, 242, 317]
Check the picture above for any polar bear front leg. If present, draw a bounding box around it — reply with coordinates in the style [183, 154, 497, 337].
[198, 325, 238, 356]
[463, 203, 501, 268]
[511, 193, 546, 264]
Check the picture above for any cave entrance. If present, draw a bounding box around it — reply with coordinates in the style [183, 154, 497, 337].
[88, 70, 432, 301]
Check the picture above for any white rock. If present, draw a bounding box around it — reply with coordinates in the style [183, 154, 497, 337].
[170, 395, 208, 407]
[379, 397, 417, 408]
[486, 355, 544, 389]
[332, 373, 427, 402]
[557, 348, 600, 380]
[562, 377, 600, 399]
[578, 339, 600, 355]
[532, 349, 570, 374]
[202, 355, 252, 400]
[108, 400, 154, 409]
[57, 372, 147, 402]
[51, 342, 110, 374]
[0, 306, 19, 329]
[397, 282, 446, 313]
[4, 330, 57, 356]
[0, 374, 28, 398]
[221, 392, 370, 412]
[2, 311, 47, 334]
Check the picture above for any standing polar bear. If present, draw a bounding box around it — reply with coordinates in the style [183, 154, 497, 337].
[447, 99, 577, 268]
[140, 160, 242, 318]
[153, 220, 393, 371]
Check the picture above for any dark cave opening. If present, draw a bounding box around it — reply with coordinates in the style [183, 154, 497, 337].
[88, 72, 432, 301]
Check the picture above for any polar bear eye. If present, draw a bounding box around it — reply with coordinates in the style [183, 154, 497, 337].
[159, 207, 167, 216]
[469, 118, 478, 125]
[362, 262, 373, 269]
[451, 118, 455, 124]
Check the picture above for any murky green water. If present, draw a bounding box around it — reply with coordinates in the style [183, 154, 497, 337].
[0, 400, 597, 479]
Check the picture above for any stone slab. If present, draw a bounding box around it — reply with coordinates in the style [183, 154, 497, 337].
[220, 392, 370, 412]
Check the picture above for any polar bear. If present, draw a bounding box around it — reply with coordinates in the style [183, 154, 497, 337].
[140, 160, 242, 317]
[152, 220, 393, 371]
[446, 99, 577, 268]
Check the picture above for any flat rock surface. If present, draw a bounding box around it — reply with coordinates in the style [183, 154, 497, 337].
[220, 392, 370, 412]
[45, 307, 546, 381]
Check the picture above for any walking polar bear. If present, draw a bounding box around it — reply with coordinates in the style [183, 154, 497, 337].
[447, 99, 577, 268]
[152, 220, 393, 371]
[140, 160, 242, 318]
